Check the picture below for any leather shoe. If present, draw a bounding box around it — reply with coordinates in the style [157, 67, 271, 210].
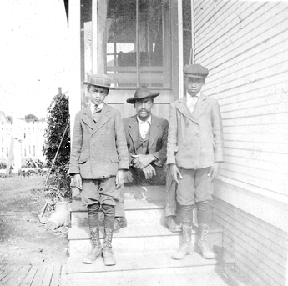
[166, 216, 181, 233]
[103, 248, 116, 266]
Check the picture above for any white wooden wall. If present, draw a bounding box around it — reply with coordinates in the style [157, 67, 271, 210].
[194, 0, 288, 229]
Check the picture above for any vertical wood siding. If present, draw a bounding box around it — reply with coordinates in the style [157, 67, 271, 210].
[194, 0, 288, 197]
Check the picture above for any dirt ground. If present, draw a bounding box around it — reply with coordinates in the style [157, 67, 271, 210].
[0, 176, 68, 265]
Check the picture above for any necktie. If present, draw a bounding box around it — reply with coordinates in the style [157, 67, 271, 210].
[187, 96, 198, 114]
[93, 105, 102, 122]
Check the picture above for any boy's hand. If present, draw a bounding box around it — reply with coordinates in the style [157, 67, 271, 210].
[116, 170, 125, 189]
[169, 164, 182, 184]
[73, 174, 83, 190]
[209, 163, 220, 181]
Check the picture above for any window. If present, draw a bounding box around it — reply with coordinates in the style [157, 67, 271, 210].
[107, 0, 172, 89]
[80, 0, 172, 90]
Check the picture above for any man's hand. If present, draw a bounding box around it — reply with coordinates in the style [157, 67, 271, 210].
[143, 164, 156, 179]
[116, 169, 125, 189]
[132, 154, 155, 169]
[209, 162, 220, 181]
[73, 174, 83, 190]
[169, 164, 182, 184]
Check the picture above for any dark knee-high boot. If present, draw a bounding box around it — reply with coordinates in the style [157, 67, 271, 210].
[172, 204, 193, 260]
[196, 201, 215, 259]
[102, 204, 116, 266]
[83, 202, 102, 264]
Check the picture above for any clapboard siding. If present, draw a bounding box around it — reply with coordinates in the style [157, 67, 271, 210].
[223, 155, 284, 175]
[225, 133, 288, 144]
[224, 124, 288, 136]
[197, 3, 286, 65]
[221, 102, 287, 118]
[194, 1, 288, 284]
[224, 149, 288, 165]
[194, 0, 288, 193]
[220, 89, 287, 111]
[209, 73, 287, 101]
[222, 113, 288, 125]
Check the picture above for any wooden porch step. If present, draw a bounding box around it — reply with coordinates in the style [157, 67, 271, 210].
[67, 252, 222, 274]
[69, 221, 222, 240]
[64, 263, 230, 286]
[68, 223, 222, 257]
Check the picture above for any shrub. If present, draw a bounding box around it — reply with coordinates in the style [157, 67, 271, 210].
[0, 162, 7, 169]
[25, 113, 38, 123]
[43, 92, 71, 200]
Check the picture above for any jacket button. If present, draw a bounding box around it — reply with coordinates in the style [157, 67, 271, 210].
[185, 123, 189, 127]
[195, 133, 199, 137]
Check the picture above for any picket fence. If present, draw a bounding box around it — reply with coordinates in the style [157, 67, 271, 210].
[0, 121, 47, 164]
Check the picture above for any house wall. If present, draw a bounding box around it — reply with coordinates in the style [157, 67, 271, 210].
[193, 1, 288, 285]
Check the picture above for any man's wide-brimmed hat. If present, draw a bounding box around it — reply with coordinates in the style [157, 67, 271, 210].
[83, 74, 111, 89]
[184, 64, 209, 78]
[126, 87, 159, 104]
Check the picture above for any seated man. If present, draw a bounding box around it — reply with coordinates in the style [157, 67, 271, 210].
[114, 87, 178, 231]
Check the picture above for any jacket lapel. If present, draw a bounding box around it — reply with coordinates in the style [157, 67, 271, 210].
[92, 104, 113, 134]
[149, 115, 160, 148]
[175, 98, 197, 123]
[128, 115, 139, 151]
[192, 93, 209, 121]
[81, 107, 94, 130]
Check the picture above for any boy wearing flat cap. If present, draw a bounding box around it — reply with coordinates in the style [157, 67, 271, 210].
[114, 87, 169, 230]
[69, 74, 129, 266]
[167, 64, 224, 260]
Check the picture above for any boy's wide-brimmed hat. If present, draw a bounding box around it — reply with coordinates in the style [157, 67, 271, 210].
[126, 87, 160, 104]
[83, 74, 111, 88]
[183, 64, 209, 78]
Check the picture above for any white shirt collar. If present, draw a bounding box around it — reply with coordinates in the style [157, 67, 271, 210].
[137, 116, 151, 125]
[186, 91, 200, 99]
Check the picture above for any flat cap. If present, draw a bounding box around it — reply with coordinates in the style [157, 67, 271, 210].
[83, 74, 111, 88]
[183, 64, 209, 78]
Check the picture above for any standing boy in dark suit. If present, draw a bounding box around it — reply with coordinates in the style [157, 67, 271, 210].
[167, 64, 224, 260]
[69, 74, 129, 266]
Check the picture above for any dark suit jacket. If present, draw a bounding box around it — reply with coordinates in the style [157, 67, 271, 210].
[123, 114, 169, 167]
[167, 93, 224, 169]
[69, 104, 129, 179]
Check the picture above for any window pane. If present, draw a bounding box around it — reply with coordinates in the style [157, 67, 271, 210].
[107, 0, 137, 88]
[107, 0, 171, 89]
[138, 0, 171, 88]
